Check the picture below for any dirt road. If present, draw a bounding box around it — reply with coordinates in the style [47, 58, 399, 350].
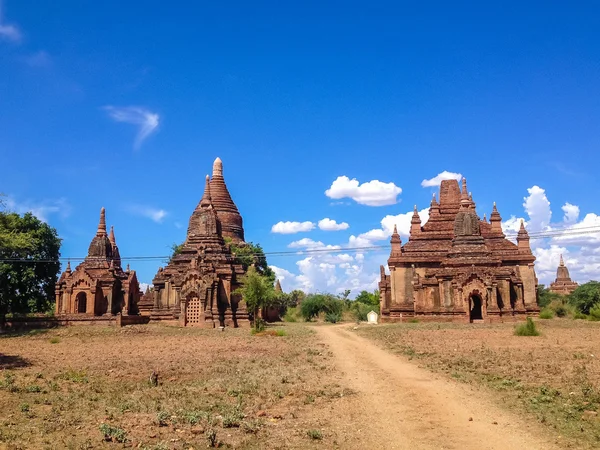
[314, 325, 558, 450]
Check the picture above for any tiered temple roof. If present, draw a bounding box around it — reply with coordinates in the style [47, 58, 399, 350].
[549, 255, 578, 295]
[380, 178, 539, 322]
[150, 158, 249, 327]
[55, 208, 140, 316]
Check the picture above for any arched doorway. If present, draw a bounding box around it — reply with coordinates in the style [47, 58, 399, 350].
[75, 292, 87, 313]
[469, 293, 483, 322]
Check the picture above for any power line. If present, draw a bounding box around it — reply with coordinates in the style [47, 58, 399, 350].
[1, 225, 599, 264]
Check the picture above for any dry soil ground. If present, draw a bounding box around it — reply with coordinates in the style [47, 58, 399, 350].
[353, 318, 600, 449]
[1, 320, 598, 449]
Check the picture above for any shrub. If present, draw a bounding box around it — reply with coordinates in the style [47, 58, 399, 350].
[568, 281, 600, 314]
[539, 308, 554, 319]
[307, 429, 323, 440]
[300, 294, 344, 321]
[283, 307, 298, 322]
[49, 337, 60, 344]
[99, 424, 128, 443]
[515, 317, 540, 336]
[574, 311, 588, 320]
[156, 411, 170, 427]
[548, 300, 573, 318]
[325, 311, 342, 323]
[589, 303, 600, 321]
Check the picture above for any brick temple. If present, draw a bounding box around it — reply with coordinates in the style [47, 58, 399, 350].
[55, 208, 141, 317]
[147, 158, 250, 327]
[549, 255, 578, 295]
[379, 178, 539, 322]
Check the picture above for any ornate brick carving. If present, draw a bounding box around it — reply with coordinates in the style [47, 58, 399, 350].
[380, 178, 539, 322]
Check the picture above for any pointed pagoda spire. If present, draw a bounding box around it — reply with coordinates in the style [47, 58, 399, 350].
[483, 213, 488, 223]
[559, 254, 565, 266]
[490, 201, 503, 234]
[410, 205, 421, 235]
[212, 157, 223, 177]
[97, 207, 107, 236]
[459, 178, 470, 209]
[517, 219, 531, 253]
[209, 157, 244, 242]
[429, 193, 440, 217]
[66, 260, 71, 273]
[390, 224, 402, 257]
[109, 226, 116, 245]
[274, 279, 283, 293]
[200, 175, 212, 208]
[126, 263, 130, 272]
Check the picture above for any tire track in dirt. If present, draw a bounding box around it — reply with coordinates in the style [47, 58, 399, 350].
[315, 325, 559, 450]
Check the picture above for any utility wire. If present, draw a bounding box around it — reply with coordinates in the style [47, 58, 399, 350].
[2, 225, 600, 264]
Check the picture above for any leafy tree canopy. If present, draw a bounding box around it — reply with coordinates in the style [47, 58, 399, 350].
[568, 281, 600, 314]
[0, 210, 61, 327]
[234, 265, 276, 331]
[355, 289, 379, 306]
[536, 284, 564, 308]
[226, 239, 276, 285]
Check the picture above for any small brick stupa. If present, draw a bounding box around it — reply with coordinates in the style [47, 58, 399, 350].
[55, 208, 141, 316]
[379, 178, 539, 322]
[150, 158, 250, 327]
[549, 255, 578, 295]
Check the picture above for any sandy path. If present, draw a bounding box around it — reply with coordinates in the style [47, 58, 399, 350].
[315, 325, 559, 450]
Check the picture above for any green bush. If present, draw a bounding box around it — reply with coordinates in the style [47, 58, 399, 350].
[325, 311, 342, 323]
[574, 311, 588, 320]
[300, 294, 344, 322]
[99, 424, 128, 443]
[539, 308, 554, 319]
[514, 317, 540, 336]
[589, 303, 600, 321]
[568, 281, 600, 314]
[548, 300, 573, 317]
[283, 307, 298, 322]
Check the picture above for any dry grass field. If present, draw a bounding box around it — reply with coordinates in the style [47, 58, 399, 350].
[355, 318, 600, 449]
[0, 324, 351, 450]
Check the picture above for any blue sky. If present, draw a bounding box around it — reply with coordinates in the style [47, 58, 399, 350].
[2, 1, 600, 295]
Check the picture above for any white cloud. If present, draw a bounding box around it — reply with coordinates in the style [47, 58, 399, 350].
[318, 218, 349, 231]
[271, 221, 315, 234]
[104, 106, 160, 150]
[0, 3, 21, 43]
[562, 202, 580, 224]
[523, 185, 551, 232]
[288, 238, 340, 250]
[325, 176, 402, 206]
[3, 196, 71, 222]
[421, 171, 462, 187]
[139, 282, 152, 293]
[21, 50, 52, 67]
[349, 207, 430, 248]
[126, 204, 167, 223]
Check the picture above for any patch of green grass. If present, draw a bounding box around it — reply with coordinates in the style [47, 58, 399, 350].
[26, 384, 42, 393]
[49, 337, 60, 344]
[515, 317, 540, 336]
[57, 369, 88, 383]
[307, 429, 323, 440]
[407, 318, 419, 323]
[539, 308, 554, 319]
[156, 410, 170, 427]
[99, 423, 128, 443]
[20, 403, 30, 413]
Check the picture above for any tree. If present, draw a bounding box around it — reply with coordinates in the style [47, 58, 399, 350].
[234, 266, 276, 331]
[536, 284, 563, 308]
[355, 289, 379, 306]
[0, 211, 61, 329]
[170, 242, 184, 260]
[287, 289, 306, 307]
[227, 239, 276, 284]
[568, 281, 600, 315]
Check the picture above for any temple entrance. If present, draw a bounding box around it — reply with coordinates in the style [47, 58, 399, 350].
[469, 293, 483, 322]
[186, 294, 201, 325]
[76, 292, 87, 313]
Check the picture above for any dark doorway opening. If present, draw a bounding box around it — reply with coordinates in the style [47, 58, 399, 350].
[76, 292, 87, 313]
[470, 294, 483, 321]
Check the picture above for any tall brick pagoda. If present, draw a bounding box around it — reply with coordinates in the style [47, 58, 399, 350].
[55, 208, 141, 316]
[379, 178, 539, 322]
[150, 158, 250, 327]
[549, 255, 578, 295]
